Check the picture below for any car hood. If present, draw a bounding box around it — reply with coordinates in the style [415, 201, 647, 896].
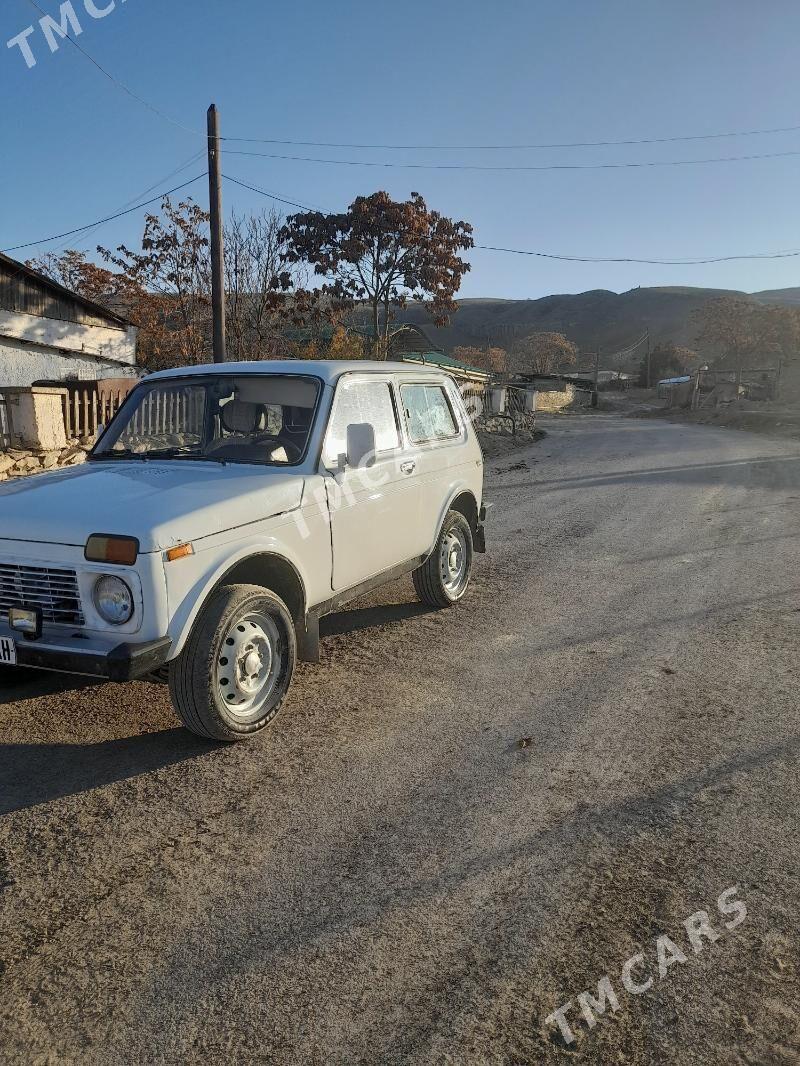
[0, 460, 306, 553]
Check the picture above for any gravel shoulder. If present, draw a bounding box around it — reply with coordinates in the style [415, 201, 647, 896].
[1, 415, 799, 1064]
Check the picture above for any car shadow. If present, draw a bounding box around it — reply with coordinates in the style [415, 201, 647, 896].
[320, 601, 433, 638]
[0, 728, 214, 817]
[0, 668, 95, 707]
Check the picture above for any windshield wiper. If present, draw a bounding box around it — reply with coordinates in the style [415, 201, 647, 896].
[146, 449, 230, 465]
[89, 449, 150, 462]
[89, 447, 228, 465]
[141, 447, 198, 459]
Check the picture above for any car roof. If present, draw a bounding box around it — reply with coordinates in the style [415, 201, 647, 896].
[145, 360, 452, 385]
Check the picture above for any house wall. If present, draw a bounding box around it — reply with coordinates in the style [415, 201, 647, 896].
[0, 334, 137, 388]
[0, 308, 136, 366]
[535, 384, 576, 412]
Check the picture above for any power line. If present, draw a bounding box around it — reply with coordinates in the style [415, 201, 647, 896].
[8, 169, 800, 268]
[17, 0, 800, 165]
[606, 332, 650, 360]
[223, 172, 800, 265]
[2, 156, 207, 295]
[114, 151, 207, 212]
[472, 243, 800, 265]
[222, 174, 322, 212]
[23, 0, 202, 137]
[2, 174, 206, 254]
[221, 121, 800, 152]
[222, 146, 800, 172]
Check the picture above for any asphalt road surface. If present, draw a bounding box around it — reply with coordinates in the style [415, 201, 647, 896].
[1, 415, 799, 1065]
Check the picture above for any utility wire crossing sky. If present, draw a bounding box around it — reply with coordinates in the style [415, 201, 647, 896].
[5, 0, 800, 298]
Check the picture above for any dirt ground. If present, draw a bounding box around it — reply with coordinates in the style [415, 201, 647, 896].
[602, 385, 800, 443]
[477, 421, 546, 460]
[1, 415, 799, 1064]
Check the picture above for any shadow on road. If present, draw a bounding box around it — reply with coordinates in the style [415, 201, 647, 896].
[0, 729, 213, 817]
[0, 669, 93, 707]
[491, 452, 800, 495]
[320, 601, 432, 638]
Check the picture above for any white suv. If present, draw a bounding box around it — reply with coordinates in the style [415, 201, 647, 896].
[0, 361, 486, 741]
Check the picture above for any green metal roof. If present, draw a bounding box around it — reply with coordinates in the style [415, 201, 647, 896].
[395, 349, 490, 380]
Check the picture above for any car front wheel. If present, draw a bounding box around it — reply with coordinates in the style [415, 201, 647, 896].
[413, 510, 474, 609]
[169, 583, 296, 742]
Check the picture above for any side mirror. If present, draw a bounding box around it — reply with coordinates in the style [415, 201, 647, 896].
[346, 423, 376, 469]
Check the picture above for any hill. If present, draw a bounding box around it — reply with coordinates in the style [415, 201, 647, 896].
[394, 285, 800, 367]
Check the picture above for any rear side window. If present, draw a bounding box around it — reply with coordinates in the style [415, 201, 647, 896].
[401, 384, 459, 444]
[324, 380, 400, 465]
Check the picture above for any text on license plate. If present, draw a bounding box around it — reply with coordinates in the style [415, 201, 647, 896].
[0, 637, 17, 666]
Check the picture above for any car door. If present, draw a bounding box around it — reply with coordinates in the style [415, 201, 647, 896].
[322, 376, 421, 592]
[398, 378, 469, 552]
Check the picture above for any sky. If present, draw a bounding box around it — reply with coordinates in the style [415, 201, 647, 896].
[3, 0, 800, 300]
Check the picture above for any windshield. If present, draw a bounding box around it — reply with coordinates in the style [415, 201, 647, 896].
[91, 374, 320, 466]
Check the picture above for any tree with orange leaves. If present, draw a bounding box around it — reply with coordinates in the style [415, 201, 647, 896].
[281, 192, 473, 359]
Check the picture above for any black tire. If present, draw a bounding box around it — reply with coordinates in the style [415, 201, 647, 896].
[413, 510, 474, 609]
[169, 583, 296, 742]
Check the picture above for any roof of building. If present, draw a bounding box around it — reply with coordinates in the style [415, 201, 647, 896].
[396, 349, 490, 381]
[146, 359, 459, 385]
[355, 323, 445, 356]
[279, 321, 444, 354]
[0, 251, 133, 329]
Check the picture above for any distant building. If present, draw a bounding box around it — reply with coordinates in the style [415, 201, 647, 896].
[0, 252, 138, 387]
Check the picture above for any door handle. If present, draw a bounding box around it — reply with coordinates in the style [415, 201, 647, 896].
[400, 460, 416, 475]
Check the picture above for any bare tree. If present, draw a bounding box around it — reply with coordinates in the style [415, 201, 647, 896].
[452, 345, 508, 373]
[512, 332, 578, 374]
[224, 208, 301, 360]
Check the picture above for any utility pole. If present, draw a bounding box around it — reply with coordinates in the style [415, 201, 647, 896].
[592, 346, 600, 408]
[207, 104, 226, 363]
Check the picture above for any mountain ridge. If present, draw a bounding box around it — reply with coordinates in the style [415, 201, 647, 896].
[394, 284, 800, 365]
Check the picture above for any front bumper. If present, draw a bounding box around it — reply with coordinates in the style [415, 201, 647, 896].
[2, 627, 172, 682]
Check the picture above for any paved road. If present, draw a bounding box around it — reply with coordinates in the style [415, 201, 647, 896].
[1, 415, 799, 1065]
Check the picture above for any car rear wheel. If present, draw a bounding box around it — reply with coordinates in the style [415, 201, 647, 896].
[169, 583, 296, 742]
[413, 510, 474, 609]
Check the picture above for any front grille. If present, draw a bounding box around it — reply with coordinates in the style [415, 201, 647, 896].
[0, 564, 85, 627]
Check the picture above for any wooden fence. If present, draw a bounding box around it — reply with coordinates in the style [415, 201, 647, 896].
[128, 385, 205, 438]
[60, 379, 136, 440]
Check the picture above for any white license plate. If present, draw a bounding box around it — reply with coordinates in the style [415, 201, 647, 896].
[0, 637, 17, 666]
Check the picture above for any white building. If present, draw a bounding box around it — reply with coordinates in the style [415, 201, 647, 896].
[0, 252, 138, 387]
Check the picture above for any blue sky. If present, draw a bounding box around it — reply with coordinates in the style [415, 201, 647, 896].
[3, 0, 800, 299]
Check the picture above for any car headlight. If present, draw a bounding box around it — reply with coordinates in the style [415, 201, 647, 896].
[93, 576, 134, 625]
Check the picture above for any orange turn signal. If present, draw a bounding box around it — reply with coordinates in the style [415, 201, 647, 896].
[85, 534, 139, 566]
[165, 543, 194, 563]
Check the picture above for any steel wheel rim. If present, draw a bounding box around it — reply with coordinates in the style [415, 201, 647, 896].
[440, 529, 468, 596]
[215, 611, 283, 723]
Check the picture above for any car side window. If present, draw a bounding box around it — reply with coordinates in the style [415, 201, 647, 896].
[401, 384, 459, 444]
[324, 380, 400, 465]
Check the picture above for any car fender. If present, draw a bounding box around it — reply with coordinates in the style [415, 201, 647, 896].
[164, 522, 325, 659]
[429, 480, 482, 556]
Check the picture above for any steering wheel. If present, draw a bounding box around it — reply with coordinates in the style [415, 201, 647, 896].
[254, 434, 302, 463]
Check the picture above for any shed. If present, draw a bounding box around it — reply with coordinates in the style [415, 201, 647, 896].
[0, 252, 138, 388]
